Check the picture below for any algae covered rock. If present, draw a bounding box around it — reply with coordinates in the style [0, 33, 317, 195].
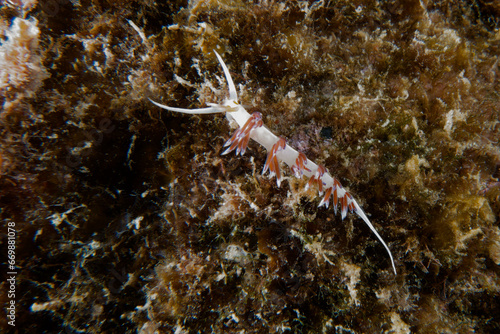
[1, 0, 499, 333]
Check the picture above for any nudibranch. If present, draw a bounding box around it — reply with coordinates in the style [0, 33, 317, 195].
[150, 51, 397, 275]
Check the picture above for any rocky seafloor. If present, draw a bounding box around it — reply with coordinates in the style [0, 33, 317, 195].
[0, 0, 499, 333]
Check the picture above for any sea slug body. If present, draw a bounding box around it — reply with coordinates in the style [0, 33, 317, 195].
[149, 51, 397, 275]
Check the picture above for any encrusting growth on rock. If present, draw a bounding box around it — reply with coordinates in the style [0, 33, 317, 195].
[149, 51, 397, 275]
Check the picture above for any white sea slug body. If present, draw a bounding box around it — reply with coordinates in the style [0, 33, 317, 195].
[150, 51, 397, 275]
